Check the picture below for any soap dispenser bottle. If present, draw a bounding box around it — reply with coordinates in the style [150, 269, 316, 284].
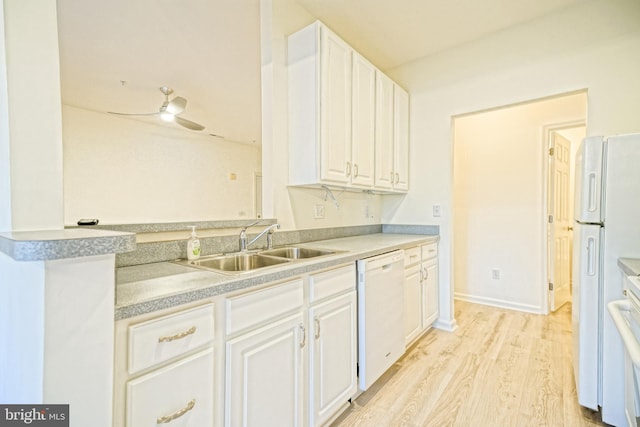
[187, 226, 201, 260]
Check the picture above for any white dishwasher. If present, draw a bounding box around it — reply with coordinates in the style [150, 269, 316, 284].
[357, 250, 405, 390]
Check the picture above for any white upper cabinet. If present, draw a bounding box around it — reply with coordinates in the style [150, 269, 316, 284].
[320, 28, 352, 184]
[350, 53, 376, 188]
[288, 21, 408, 193]
[375, 72, 409, 192]
[394, 86, 410, 191]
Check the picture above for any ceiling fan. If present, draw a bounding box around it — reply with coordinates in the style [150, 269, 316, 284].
[109, 86, 205, 131]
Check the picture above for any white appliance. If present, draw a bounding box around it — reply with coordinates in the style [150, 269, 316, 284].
[573, 133, 640, 426]
[357, 250, 405, 390]
[609, 276, 640, 427]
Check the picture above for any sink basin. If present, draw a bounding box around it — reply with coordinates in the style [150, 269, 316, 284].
[259, 246, 336, 259]
[179, 253, 290, 274]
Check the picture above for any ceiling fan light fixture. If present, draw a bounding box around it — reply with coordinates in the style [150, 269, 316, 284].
[160, 112, 175, 122]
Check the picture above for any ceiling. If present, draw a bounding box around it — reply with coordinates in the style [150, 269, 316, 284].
[56, 0, 587, 145]
[294, 0, 588, 70]
[56, 0, 262, 144]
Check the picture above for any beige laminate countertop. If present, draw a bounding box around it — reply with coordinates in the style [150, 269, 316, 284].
[115, 233, 438, 320]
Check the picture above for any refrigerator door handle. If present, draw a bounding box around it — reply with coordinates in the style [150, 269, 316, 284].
[587, 236, 597, 276]
[587, 172, 598, 212]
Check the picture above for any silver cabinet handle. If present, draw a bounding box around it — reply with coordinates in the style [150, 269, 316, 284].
[346, 162, 351, 177]
[300, 324, 306, 348]
[422, 268, 428, 281]
[395, 173, 400, 184]
[158, 326, 197, 343]
[314, 318, 321, 339]
[353, 164, 359, 178]
[157, 399, 196, 424]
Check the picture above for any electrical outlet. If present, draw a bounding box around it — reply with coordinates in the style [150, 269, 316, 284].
[433, 204, 441, 217]
[492, 269, 501, 280]
[314, 204, 325, 219]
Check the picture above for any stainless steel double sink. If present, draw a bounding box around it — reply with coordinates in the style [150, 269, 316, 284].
[173, 246, 338, 275]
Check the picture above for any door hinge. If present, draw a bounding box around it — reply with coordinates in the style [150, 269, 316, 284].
[549, 282, 554, 291]
[548, 215, 554, 223]
[549, 147, 555, 156]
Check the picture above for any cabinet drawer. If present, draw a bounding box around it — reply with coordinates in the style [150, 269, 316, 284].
[422, 243, 438, 261]
[128, 303, 214, 375]
[404, 247, 421, 267]
[308, 264, 355, 304]
[126, 348, 214, 427]
[226, 278, 304, 336]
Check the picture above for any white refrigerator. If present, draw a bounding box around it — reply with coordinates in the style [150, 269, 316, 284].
[573, 133, 640, 426]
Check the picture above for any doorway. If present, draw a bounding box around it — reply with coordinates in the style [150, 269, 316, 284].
[452, 91, 587, 314]
[547, 124, 585, 311]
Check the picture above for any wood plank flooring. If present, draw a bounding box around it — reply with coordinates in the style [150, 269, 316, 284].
[331, 301, 607, 427]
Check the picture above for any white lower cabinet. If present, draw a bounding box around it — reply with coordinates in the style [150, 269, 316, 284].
[126, 348, 214, 426]
[404, 242, 439, 346]
[225, 312, 306, 427]
[113, 303, 216, 427]
[404, 247, 423, 344]
[422, 255, 439, 327]
[309, 291, 357, 426]
[224, 264, 357, 427]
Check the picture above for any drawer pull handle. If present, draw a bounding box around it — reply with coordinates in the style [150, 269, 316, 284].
[158, 326, 197, 343]
[315, 318, 321, 339]
[156, 399, 196, 424]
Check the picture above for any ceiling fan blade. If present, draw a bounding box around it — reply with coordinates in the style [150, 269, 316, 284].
[108, 111, 159, 117]
[166, 96, 187, 115]
[175, 116, 205, 131]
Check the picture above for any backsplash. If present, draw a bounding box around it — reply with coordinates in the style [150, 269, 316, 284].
[113, 223, 439, 267]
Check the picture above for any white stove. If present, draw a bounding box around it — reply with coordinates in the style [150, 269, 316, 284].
[609, 275, 640, 427]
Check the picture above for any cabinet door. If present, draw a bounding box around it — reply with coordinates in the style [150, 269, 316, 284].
[374, 71, 394, 190]
[422, 259, 439, 328]
[225, 313, 305, 427]
[309, 291, 357, 426]
[351, 53, 375, 188]
[404, 264, 422, 345]
[320, 27, 352, 184]
[393, 85, 409, 191]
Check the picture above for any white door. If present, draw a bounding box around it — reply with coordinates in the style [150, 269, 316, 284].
[351, 53, 375, 188]
[404, 263, 422, 344]
[393, 85, 409, 191]
[548, 132, 573, 311]
[320, 28, 352, 184]
[422, 259, 439, 327]
[308, 292, 357, 426]
[374, 71, 394, 190]
[225, 313, 305, 427]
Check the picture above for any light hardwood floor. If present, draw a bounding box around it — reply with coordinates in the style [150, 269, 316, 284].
[332, 300, 607, 427]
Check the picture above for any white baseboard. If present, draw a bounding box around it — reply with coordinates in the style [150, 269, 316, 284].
[432, 318, 458, 332]
[454, 292, 543, 314]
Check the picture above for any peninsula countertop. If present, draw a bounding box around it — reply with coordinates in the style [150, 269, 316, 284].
[116, 233, 438, 320]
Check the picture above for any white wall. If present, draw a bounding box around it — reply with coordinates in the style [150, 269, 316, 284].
[453, 93, 586, 313]
[0, 0, 64, 231]
[384, 0, 640, 328]
[62, 106, 261, 225]
[261, 0, 384, 230]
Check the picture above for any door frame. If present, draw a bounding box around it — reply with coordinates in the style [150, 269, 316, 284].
[541, 120, 585, 314]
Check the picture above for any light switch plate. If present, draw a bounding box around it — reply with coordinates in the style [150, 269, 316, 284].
[314, 204, 325, 219]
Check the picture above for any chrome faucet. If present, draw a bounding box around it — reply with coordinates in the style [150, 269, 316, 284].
[239, 222, 280, 252]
